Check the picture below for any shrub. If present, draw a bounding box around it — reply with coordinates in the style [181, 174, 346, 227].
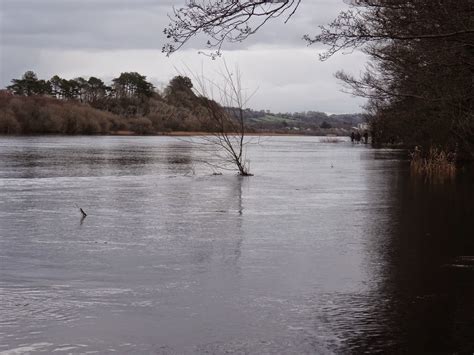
[0, 95, 128, 135]
[129, 117, 154, 134]
[0, 109, 21, 134]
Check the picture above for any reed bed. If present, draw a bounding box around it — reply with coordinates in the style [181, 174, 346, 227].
[410, 146, 456, 181]
[320, 137, 344, 143]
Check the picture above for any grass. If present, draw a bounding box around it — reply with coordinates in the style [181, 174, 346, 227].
[320, 137, 344, 143]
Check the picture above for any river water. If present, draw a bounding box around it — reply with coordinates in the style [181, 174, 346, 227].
[0, 136, 473, 354]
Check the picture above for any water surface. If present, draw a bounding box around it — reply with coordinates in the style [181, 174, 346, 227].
[0, 136, 473, 354]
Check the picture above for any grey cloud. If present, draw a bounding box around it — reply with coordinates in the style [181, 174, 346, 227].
[1, 0, 174, 50]
[0, 1, 367, 113]
[1, 0, 347, 51]
[185, 1, 349, 52]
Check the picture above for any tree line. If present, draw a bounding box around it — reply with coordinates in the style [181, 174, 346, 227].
[327, 0, 473, 161]
[7, 71, 154, 100]
[1, 70, 359, 136]
[6, 71, 155, 116]
[1, 71, 238, 135]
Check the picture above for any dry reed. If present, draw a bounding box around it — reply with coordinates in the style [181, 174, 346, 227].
[410, 146, 456, 181]
[320, 137, 343, 143]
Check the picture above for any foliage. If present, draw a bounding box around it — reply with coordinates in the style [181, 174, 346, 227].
[7, 71, 51, 96]
[320, 121, 332, 129]
[112, 72, 154, 99]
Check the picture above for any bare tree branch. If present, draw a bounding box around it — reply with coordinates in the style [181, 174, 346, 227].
[163, 0, 302, 57]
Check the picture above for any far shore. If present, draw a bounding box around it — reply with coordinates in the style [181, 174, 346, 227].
[110, 130, 347, 137]
[0, 131, 351, 138]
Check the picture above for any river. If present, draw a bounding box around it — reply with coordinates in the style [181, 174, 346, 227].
[0, 136, 473, 354]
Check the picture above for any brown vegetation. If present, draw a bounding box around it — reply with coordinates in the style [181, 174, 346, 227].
[320, 137, 344, 143]
[0, 73, 222, 135]
[1, 72, 232, 135]
[410, 146, 456, 182]
[0, 91, 128, 135]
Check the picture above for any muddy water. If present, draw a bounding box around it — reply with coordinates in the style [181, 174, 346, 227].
[0, 136, 473, 354]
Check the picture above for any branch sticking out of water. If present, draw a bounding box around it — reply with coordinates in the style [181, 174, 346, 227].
[74, 203, 88, 218]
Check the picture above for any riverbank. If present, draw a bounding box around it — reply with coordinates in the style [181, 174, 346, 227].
[0, 130, 349, 138]
[0, 93, 355, 137]
[110, 130, 342, 137]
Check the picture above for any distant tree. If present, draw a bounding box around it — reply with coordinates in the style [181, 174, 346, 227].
[87, 77, 107, 102]
[164, 75, 197, 109]
[48, 75, 109, 102]
[73, 77, 89, 102]
[7, 71, 51, 96]
[320, 121, 332, 129]
[112, 72, 154, 99]
[49, 75, 64, 99]
[168, 75, 193, 91]
[60, 79, 81, 100]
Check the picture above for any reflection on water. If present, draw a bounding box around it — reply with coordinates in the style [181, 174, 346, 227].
[0, 136, 472, 354]
[372, 167, 474, 353]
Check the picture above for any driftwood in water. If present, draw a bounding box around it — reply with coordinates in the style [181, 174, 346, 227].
[79, 208, 87, 217]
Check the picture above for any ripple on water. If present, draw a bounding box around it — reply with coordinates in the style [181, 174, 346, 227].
[0, 342, 54, 355]
[0, 285, 80, 328]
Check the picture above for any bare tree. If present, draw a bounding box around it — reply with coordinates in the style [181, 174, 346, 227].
[185, 63, 255, 176]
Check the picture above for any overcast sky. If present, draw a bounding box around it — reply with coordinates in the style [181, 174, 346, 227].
[0, 0, 368, 113]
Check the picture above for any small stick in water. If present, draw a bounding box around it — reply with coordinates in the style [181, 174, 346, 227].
[74, 203, 87, 220]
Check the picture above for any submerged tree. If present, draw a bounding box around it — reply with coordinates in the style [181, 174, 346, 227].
[187, 64, 255, 176]
[163, 0, 474, 159]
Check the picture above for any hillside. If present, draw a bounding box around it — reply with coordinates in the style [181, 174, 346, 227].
[244, 110, 365, 135]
